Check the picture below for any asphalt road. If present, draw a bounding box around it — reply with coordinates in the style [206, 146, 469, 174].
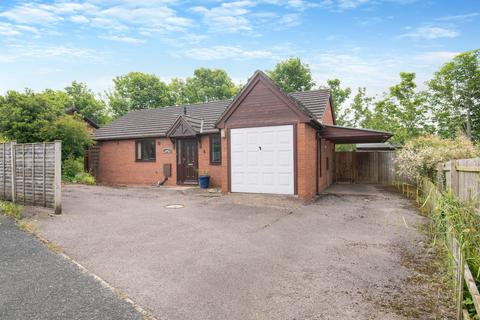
[0, 214, 142, 320]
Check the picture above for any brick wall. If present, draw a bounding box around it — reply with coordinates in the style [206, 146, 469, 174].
[322, 100, 334, 124]
[296, 123, 317, 200]
[97, 138, 176, 186]
[198, 135, 223, 188]
[318, 138, 335, 192]
[97, 134, 223, 187]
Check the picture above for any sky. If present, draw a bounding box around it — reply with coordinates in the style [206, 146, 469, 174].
[0, 0, 479, 98]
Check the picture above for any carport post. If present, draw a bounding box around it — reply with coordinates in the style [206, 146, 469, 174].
[54, 141, 62, 214]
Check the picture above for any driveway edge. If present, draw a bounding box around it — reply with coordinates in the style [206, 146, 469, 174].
[24, 224, 158, 320]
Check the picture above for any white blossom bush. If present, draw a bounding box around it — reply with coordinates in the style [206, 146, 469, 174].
[395, 135, 480, 181]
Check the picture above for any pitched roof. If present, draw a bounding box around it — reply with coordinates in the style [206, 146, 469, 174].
[94, 79, 332, 141]
[95, 100, 230, 141]
[65, 107, 100, 129]
[289, 89, 331, 121]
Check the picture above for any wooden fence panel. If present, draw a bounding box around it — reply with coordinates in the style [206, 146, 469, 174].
[334, 151, 396, 184]
[0, 141, 61, 213]
[334, 151, 354, 183]
[440, 158, 480, 207]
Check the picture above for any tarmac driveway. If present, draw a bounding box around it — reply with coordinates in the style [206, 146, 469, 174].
[36, 184, 454, 320]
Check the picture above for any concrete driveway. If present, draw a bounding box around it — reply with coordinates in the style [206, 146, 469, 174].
[36, 184, 454, 320]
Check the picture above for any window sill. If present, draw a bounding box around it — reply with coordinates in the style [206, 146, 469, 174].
[209, 162, 221, 166]
[136, 159, 156, 162]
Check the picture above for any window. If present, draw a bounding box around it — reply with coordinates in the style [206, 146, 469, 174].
[210, 134, 221, 164]
[136, 139, 156, 161]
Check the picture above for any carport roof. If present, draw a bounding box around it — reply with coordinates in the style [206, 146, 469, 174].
[319, 125, 393, 144]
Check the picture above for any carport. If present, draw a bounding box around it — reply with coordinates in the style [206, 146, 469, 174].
[318, 125, 395, 185]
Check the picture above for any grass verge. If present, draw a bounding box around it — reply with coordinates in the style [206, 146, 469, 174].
[0, 201, 23, 220]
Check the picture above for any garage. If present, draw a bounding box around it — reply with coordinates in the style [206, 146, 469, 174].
[230, 125, 294, 194]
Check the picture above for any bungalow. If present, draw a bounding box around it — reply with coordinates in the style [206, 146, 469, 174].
[93, 70, 391, 200]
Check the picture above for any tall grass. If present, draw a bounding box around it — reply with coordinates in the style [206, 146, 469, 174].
[413, 178, 480, 318]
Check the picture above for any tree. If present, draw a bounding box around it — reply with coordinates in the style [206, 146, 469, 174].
[182, 68, 239, 104]
[428, 49, 480, 140]
[107, 72, 173, 118]
[326, 79, 351, 125]
[0, 89, 67, 143]
[370, 72, 432, 144]
[267, 57, 315, 92]
[168, 78, 188, 105]
[343, 87, 374, 128]
[41, 115, 93, 160]
[65, 81, 109, 125]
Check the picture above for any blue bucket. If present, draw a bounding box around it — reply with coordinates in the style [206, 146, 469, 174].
[198, 175, 210, 189]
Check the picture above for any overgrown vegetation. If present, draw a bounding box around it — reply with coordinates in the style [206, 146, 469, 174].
[62, 157, 95, 185]
[0, 201, 23, 220]
[395, 135, 480, 180]
[412, 179, 480, 319]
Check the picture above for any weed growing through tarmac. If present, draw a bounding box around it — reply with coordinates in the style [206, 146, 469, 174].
[17, 219, 38, 234]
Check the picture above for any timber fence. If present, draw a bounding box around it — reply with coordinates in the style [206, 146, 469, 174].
[0, 141, 61, 213]
[394, 157, 480, 320]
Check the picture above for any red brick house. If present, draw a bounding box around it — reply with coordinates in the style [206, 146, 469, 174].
[93, 70, 391, 200]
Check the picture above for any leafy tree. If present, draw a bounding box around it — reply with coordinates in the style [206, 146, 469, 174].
[360, 72, 432, 145]
[343, 87, 374, 128]
[326, 79, 351, 125]
[41, 115, 93, 160]
[182, 68, 239, 104]
[267, 57, 315, 92]
[107, 72, 173, 118]
[0, 89, 67, 143]
[428, 49, 480, 140]
[168, 78, 188, 105]
[65, 81, 109, 125]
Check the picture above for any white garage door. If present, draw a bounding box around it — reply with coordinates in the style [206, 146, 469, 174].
[230, 125, 294, 194]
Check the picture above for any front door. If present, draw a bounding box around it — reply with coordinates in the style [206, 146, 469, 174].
[177, 139, 198, 184]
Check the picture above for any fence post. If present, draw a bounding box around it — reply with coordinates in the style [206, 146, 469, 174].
[10, 141, 16, 203]
[54, 141, 62, 214]
[457, 244, 464, 320]
[451, 160, 459, 197]
[437, 163, 444, 191]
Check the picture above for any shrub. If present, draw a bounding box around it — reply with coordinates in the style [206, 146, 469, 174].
[62, 157, 96, 185]
[73, 172, 96, 185]
[0, 201, 23, 220]
[395, 135, 480, 181]
[62, 157, 84, 181]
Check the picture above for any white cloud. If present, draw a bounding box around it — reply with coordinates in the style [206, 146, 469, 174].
[0, 3, 62, 24]
[0, 44, 102, 64]
[71, 15, 90, 24]
[336, 0, 370, 9]
[0, 22, 39, 36]
[183, 46, 274, 60]
[437, 13, 479, 22]
[278, 13, 301, 27]
[101, 35, 145, 44]
[400, 26, 459, 40]
[414, 51, 459, 63]
[0, 0, 192, 40]
[192, 2, 255, 33]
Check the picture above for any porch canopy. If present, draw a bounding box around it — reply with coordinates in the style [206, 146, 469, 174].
[319, 125, 392, 144]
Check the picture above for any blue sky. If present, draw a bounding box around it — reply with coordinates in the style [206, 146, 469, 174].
[0, 0, 479, 97]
